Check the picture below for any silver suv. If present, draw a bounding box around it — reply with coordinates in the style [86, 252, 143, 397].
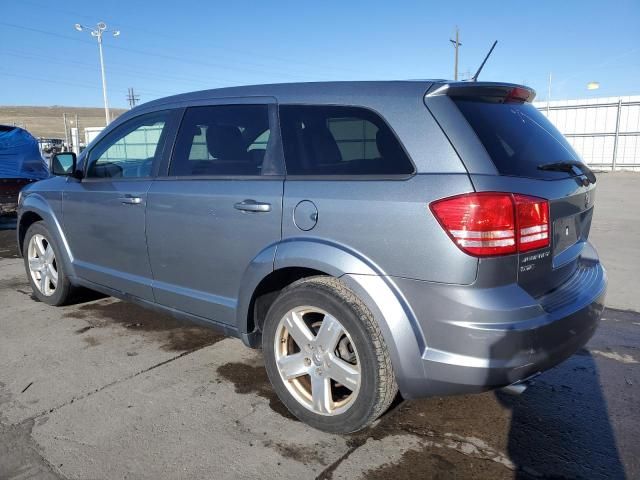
[17, 81, 607, 433]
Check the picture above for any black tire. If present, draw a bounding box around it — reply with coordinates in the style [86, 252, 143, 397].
[262, 276, 398, 433]
[23, 221, 75, 306]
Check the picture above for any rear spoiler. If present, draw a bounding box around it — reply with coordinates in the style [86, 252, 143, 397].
[425, 82, 536, 103]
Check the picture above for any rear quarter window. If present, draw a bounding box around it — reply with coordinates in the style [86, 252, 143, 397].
[279, 105, 414, 176]
[453, 98, 583, 179]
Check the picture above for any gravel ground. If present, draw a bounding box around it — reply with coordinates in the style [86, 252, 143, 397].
[0, 171, 638, 479]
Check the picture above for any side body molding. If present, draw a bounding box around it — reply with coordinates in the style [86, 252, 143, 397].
[236, 238, 427, 397]
[18, 193, 77, 280]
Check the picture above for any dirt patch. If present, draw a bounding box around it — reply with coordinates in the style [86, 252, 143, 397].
[363, 445, 511, 480]
[0, 229, 18, 259]
[83, 335, 101, 348]
[366, 393, 512, 451]
[0, 275, 30, 292]
[263, 440, 329, 466]
[0, 106, 127, 139]
[216, 362, 297, 421]
[65, 299, 224, 352]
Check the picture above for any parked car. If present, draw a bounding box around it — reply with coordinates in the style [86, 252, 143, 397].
[0, 125, 48, 216]
[17, 81, 606, 433]
[38, 138, 65, 156]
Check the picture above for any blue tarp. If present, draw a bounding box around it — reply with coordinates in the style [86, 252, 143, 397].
[0, 126, 49, 179]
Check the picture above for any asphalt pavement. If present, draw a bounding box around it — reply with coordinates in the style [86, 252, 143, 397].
[0, 172, 638, 479]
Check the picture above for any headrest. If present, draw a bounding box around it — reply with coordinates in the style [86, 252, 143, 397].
[303, 125, 342, 164]
[205, 125, 247, 161]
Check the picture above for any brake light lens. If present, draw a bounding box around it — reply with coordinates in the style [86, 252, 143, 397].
[504, 87, 533, 103]
[514, 194, 549, 252]
[430, 192, 549, 257]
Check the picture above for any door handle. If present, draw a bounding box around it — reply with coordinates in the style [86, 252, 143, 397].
[234, 199, 271, 213]
[120, 195, 143, 205]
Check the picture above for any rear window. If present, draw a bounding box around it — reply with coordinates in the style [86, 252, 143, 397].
[279, 105, 414, 176]
[170, 105, 277, 177]
[453, 98, 583, 179]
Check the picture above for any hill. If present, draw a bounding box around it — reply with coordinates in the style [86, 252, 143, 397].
[0, 106, 127, 139]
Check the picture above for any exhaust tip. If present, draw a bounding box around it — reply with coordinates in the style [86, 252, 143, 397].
[501, 383, 528, 395]
[500, 372, 541, 396]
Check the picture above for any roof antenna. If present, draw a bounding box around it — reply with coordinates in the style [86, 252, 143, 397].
[472, 40, 498, 82]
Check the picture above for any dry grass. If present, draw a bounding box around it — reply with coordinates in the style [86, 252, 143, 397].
[0, 106, 127, 139]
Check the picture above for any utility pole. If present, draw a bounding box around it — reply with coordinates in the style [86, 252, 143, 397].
[75, 22, 121, 126]
[450, 26, 462, 81]
[547, 72, 552, 115]
[74, 113, 80, 154]
[126, 87, 140, 109]
[62, 113, 69, 150]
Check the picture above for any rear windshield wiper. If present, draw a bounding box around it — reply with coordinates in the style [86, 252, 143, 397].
[537, 161, 596, 183]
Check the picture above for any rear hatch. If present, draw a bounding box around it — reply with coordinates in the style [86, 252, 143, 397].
[425, 83, 597, 298]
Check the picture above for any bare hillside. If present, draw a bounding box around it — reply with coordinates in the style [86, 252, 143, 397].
[0, 106, 127, 139]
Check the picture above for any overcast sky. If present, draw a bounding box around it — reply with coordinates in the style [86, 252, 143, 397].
[1, 0, 639, 107]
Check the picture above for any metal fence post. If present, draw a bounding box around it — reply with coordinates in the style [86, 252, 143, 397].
[612, 98, 622, 171]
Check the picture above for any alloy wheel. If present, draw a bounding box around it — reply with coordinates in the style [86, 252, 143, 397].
[27, 234, 58, 296]
[274, 306, 361, 416]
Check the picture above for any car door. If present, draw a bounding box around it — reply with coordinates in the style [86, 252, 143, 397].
[146, 102, 284, 325]
[63, 109, 179, 300]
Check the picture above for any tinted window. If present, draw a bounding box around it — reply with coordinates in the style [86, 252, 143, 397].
[453, 98, 583, 179]
[87, 111, 171, 178]
[279, 105, 414, 176]
[170, 105, 276, 176]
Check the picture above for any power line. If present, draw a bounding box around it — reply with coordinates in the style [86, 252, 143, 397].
[0, 50, 221, 90]
[0, 49, 235, 89]
[16, 0, 365, 76]
[0, 70, 177, 98]
[0, 21, 341, 81]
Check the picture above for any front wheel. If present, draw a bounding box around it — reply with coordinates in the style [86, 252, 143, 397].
[262, 276, 398, 433]
[23, 221, 75, 306]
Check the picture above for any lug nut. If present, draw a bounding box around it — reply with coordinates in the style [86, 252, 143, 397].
[304, 358, 311, 366]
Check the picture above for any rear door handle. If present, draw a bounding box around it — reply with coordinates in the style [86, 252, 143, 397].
[120, 195, 143, 205]
[234, 199, 271, 213]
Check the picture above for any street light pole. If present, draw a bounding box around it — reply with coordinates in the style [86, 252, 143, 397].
[449, 26, 462, 81]
[75, 22, 120, 126]
[96, 30, 110, 124]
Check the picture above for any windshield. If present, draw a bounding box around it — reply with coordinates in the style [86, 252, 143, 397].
[453, 98, 584, 179]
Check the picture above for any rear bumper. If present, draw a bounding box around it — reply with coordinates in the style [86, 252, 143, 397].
[392, 245, 607, 398]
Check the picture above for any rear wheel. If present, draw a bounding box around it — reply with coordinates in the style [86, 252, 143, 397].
[23, 221, 74, 306]
[263, 276, 398, 433]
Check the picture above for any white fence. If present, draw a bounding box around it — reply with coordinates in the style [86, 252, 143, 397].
[534, 96, 640, 171]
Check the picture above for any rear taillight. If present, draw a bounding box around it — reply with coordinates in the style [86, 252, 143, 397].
[514, 194, 549, 252]
[430, 192, 549, 257]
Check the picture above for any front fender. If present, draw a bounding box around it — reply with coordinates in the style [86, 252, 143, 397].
[236, 237, 427, 398]
[18, 193, 76, 280]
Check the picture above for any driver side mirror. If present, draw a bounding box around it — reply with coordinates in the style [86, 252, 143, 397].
[50, 152, 77, 177]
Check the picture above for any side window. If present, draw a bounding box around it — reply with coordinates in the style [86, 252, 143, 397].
[279, 105, 414, 176]
[87, 111, 171, 178]
[170, 105, 274, 176]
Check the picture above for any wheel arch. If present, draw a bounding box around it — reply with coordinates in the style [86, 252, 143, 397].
[236, 238, 426, 397]
[18, 195, 76, 279]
